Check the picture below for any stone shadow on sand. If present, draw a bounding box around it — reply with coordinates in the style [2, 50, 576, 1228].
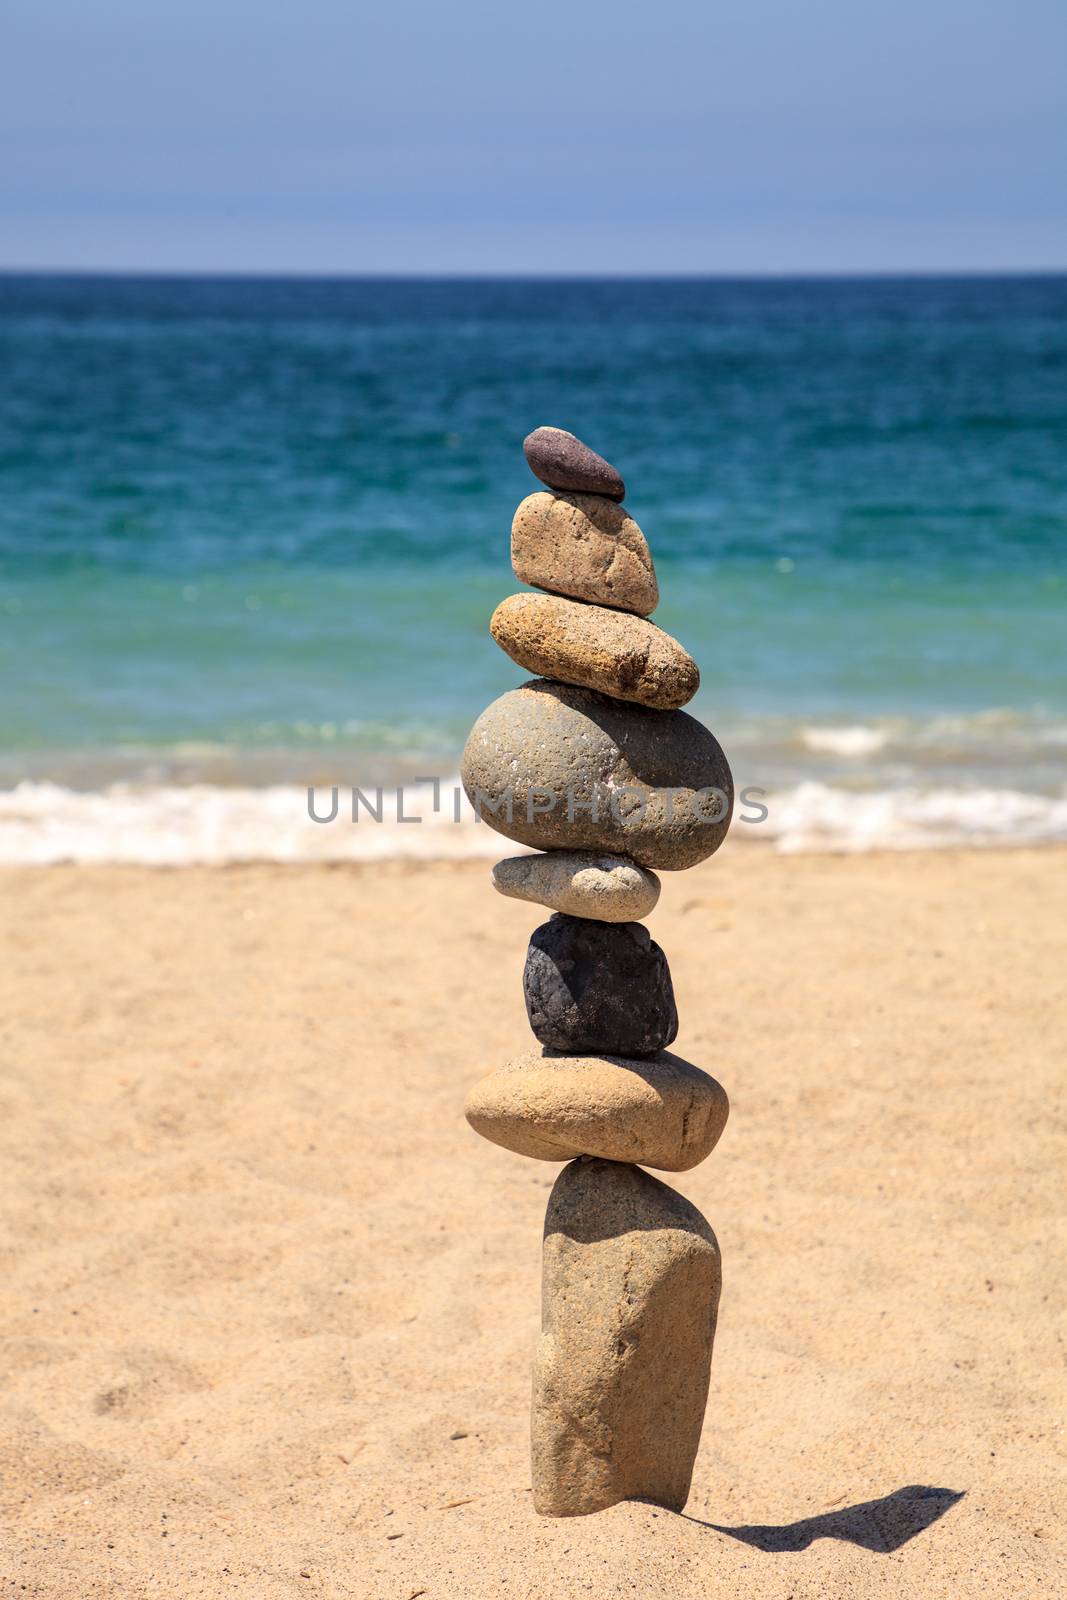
[684, 1484, 965, 1552]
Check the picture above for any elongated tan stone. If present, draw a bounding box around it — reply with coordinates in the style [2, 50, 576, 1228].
[460, 679, 733, 871]
[512, 492, 658, 616]
[491, 852, 661, 923]
[490, 592, 699, 710]
[465, 1050, 728, 1171]
[533, 1158, 721, 1516]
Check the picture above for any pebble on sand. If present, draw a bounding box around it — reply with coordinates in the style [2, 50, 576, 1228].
[490, 592, 699, 710]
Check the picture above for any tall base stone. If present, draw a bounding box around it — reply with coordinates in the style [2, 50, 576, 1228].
[532, 1157, 721, 1517]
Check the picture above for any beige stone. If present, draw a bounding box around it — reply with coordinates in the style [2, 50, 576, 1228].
[491, 851, 660, 923]
[460, 679, 733, 871]
[464, 1050, 728, 1171]
[489, 592, 699, 710]
[532, 1158, 721, 1516]
[511, 492, 659, 616]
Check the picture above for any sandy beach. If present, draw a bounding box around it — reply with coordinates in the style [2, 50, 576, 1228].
[2, 844, 1065, 1598]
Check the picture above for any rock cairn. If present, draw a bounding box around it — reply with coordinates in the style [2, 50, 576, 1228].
[461, 426, 734, 1518]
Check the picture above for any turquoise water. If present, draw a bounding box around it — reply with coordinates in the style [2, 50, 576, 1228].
[1, 273, 1065, 813]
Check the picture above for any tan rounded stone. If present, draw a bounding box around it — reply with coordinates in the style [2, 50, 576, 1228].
[491, 851, 660, 922]
[464, 1049, 728, 1172]
[460, 679, 733, 871]
[489, 592, 699, 710]
[532, 1158, 721, 1516]
[511, 492, 659, 616]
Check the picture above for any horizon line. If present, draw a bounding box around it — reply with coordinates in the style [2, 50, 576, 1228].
[2, 265, 1066, 285]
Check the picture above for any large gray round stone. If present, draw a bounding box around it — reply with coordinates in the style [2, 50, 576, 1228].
[524, 914, 677, 1056]
[461, 679, 733, 871]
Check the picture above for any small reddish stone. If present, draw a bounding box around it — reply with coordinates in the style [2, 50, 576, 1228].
[523, 426, 626, 501]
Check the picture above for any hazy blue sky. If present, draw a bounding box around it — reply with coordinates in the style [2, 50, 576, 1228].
[3, 0, 1065, 273]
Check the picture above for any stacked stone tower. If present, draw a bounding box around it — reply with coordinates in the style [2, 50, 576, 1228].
[460, 427, 734, 1517]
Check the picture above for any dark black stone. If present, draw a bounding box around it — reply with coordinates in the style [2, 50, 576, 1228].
[523, 426, 626, 502]
[523, 914, 678, 1057]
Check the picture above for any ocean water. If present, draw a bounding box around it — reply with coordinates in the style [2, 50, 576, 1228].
[1, 272, 1065, 860]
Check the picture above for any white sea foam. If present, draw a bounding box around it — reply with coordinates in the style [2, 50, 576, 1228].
[1, 778, 1066, 864]
[800, 725, 890, 757]
[0, 779, 507, 866]
[761, 782, 1067, 853]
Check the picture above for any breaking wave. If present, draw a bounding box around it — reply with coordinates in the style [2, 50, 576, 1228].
[1, 777, 1065, 865]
